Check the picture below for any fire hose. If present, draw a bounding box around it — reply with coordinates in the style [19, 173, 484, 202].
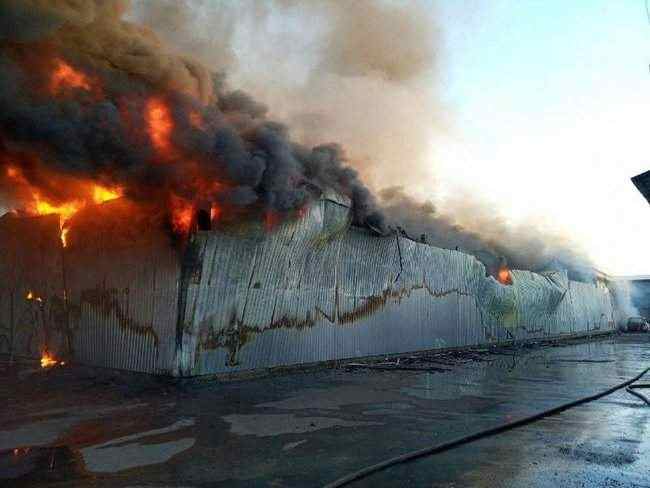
[324, 367, 650, 488]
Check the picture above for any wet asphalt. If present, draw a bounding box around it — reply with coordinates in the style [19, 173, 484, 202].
[1, 333, 649, 487]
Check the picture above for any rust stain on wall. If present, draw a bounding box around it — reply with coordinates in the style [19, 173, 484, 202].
[196, 282, 472, 366]
[77, 286, 160, 346]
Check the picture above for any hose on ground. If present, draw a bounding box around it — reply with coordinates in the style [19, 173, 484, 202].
[627, 384, 650, 405]
[324, 367, 650, 488]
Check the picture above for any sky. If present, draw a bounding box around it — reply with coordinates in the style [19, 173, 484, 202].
[432, 0, 650, 275]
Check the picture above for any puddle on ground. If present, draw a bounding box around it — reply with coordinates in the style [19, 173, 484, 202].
[1, 417, 197, 481]
[0, 446, 85, 484]
[82, 437, 196, 473]
[80, 418, 196, 473]
[256, 385, 404, 410]
[222, 413, 382, 437]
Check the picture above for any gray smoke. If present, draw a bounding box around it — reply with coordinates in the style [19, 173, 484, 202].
[378, 186, 596, 280]
[130, 0, 441, 193]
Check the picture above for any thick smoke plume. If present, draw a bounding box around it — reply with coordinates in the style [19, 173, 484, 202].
[378, 187, 596, 279]
[129, 0, 441, 194]
[0, 0, 384, 232]
[0, 0, 596, 279]
[129, 0, 596, 277]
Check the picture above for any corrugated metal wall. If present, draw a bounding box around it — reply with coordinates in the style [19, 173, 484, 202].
[64, 201, 180, 374]
[178, 198, 616, 376]
[0, 214, 66, 358]
[0, 196, 618, 375]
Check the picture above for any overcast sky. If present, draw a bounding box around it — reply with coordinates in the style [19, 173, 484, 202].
[432, 0, 650, 275]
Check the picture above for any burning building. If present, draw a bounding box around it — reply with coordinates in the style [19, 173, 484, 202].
[0, 1, 623, 375]
[1, 193, 619, 375]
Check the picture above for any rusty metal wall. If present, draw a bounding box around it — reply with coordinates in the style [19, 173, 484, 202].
[177, 198, 617, 376]
[0, 213, 66, 359]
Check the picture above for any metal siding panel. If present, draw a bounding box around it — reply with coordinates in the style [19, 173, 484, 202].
[64, 200, 180, 374]
[184, 200, 618, 376]
[2, 195, 617, 376]
[0, 214, 65, 359]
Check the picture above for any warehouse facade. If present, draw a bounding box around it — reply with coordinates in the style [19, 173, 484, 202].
[0, 195, 619, 376]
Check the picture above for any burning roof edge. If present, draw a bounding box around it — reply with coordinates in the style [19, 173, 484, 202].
[0, 194, 612, 286]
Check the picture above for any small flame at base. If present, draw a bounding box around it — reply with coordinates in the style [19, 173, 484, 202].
[40, 352, 59, 368]
[26, 290, 43, 302]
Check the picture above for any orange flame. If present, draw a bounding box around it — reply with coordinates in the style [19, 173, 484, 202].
[5, 167, 123, 246]
[40, 351, 58, 368]
[60, 226, 71, 247]
[146, 97, 174, 155]
[33, 195, 82, 247]
[26, 290, 43, 302]
[170, 195, 194, 234]
[210, 203, 222, 223]
[497, 266, 512, 285]
[92, 184, 122, 204]
[34, 197, 82, 222]
[30, 184, 120, 247]
[51, 59, 91, 94]
[6, 165, 28, 185]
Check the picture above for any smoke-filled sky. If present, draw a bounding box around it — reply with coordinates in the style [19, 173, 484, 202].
[433, 0, 650, 276]
[129, 0, 649, 275]
[1, 0, 647, 276]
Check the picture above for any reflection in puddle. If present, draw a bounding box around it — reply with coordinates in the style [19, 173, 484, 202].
[0, 446, 84, 483]
[80, 418, 196, 473]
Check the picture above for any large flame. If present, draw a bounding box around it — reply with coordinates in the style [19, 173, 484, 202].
[170, 195, 194, 234]
[1, 51, 234, 242]
[50, 59, 92, 94]
[93, 185, 122, 204]
[146, 97, 174, 156]
[27, 184, 121, 247]
[0, 0, 377, 250]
